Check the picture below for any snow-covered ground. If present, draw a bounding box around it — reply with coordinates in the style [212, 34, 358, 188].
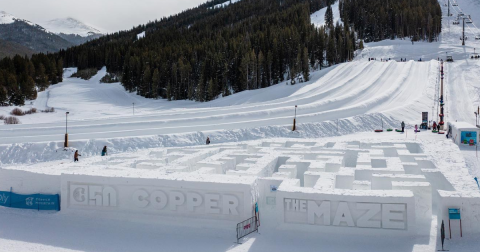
[311, 0, 342, 27]
[2, 0, 480, 251]
[211, 0, 242, 9]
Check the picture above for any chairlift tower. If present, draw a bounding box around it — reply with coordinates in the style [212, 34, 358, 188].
[461, 17, 467, 46]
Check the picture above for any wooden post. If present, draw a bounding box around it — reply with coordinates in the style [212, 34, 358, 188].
[64, 134, 68, 148]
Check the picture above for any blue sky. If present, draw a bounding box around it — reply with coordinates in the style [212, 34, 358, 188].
[2, 0, 207, 33]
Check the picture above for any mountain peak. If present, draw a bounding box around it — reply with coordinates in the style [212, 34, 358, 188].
[43, 17, 103, 37]
[0, 11, 16, 25]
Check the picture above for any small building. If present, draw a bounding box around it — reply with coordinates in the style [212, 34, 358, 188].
[448, 122, 479, 145]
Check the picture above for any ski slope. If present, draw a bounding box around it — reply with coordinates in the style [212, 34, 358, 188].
[0, 60, 436, 145]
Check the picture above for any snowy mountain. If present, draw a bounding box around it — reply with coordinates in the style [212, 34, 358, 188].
[0, 11, 73, 54]
[0, 11, 15, 24]
[42, 17, 103, 37]
[40, 18, 104, 45]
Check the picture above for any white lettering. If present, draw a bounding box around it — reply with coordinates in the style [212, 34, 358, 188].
[103, 186, 117, 207]
[88, 186, 102, 206]
[186, 192, 203, 212]
[0, 194, 9, 204]
[300, 200, 307, 213]
[169, 191, 185, 211]
[356, 203, 381, 228]
[150, 190, 168, 209]
[132, 190, 149, 208]
[285, 199, 292, 211]
[222, 195, 239, 215]
[205, 194, 220, 214]
[333, 202, 354, 227]
[308, 201, 331, 225]
[382, 204, 406, 229]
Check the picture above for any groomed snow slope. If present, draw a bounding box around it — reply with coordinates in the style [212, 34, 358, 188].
[0, 60, 436, 146]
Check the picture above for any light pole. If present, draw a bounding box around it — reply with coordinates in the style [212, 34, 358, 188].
[64, 112, 70, 148]
[293, 105, 297, 131]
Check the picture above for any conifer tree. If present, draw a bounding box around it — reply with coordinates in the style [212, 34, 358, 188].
[325, 4, 334, 28]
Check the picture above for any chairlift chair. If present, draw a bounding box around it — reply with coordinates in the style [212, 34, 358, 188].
[475, 35, 480, 40]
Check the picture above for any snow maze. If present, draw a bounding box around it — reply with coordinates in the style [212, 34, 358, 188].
[2, 139, 480, 237]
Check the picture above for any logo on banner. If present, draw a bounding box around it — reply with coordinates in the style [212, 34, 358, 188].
[25, 197, 34, 206]
[70, 184, 117, 207]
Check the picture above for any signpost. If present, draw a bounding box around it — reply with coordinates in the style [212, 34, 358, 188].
[448, 208, 462, 239]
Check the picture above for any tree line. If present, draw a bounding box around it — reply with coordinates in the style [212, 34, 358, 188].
[0, 54, 63, 106]
[0, 0, 442, 106]
[58, 0, 360, 102]
[339, 0, 442, 42]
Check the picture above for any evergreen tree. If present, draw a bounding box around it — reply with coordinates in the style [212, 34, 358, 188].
[325, 4, 334, 28]
[152, 69, 160, 99]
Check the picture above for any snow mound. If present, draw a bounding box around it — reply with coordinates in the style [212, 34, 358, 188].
[137, 31, 145, 40]
[42, 17, 103, 37]
[311, 0, 343, 27]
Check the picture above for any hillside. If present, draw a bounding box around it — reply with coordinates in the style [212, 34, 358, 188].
[0, 39, 35, 58]
[0, 0, 442, 107]
[53, 0, 440, 103]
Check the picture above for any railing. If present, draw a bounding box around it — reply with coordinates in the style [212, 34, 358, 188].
[236, 213, 259, 244]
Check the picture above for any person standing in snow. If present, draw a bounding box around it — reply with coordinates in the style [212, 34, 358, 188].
[437, 124, 441, 132]
[74, 150, 81, 162]
[415, 124, 418, 132]
[401, 121, 405, 132]
[206, 137, 211, 145]
[432, 121, 437, 131]
[101, 146, 108, 156]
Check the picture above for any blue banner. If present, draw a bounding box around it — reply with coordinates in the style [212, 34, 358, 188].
[0, 191, 60, 211]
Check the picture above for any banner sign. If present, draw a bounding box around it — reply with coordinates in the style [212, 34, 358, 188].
[0, 191, 60, 211]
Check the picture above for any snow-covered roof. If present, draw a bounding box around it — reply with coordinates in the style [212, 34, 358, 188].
[448, 121, 479, 131]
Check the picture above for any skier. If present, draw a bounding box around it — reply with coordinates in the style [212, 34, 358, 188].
[401, 121, 405, 132]
[206, 137, 211, 145]
[437, 124, 441, 132]
[101, 146, 108, 156]
[74, 150, 81, 162]
[433, 121, 437, 131]
[415, 124, 418, 133]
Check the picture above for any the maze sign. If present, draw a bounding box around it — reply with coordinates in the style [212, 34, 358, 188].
[284, 199, 407, 230]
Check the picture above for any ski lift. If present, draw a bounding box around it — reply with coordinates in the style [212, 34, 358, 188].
[453, 20, 460, 25]
[458, 12, 464, 17]
[460, 36, 468, 40]
[475, 35, 480, 40]
[466, 19, 473, 24]
[453, 3, 458, 6]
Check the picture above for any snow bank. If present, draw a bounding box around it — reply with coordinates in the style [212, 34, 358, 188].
[0, 113, 400, 165]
